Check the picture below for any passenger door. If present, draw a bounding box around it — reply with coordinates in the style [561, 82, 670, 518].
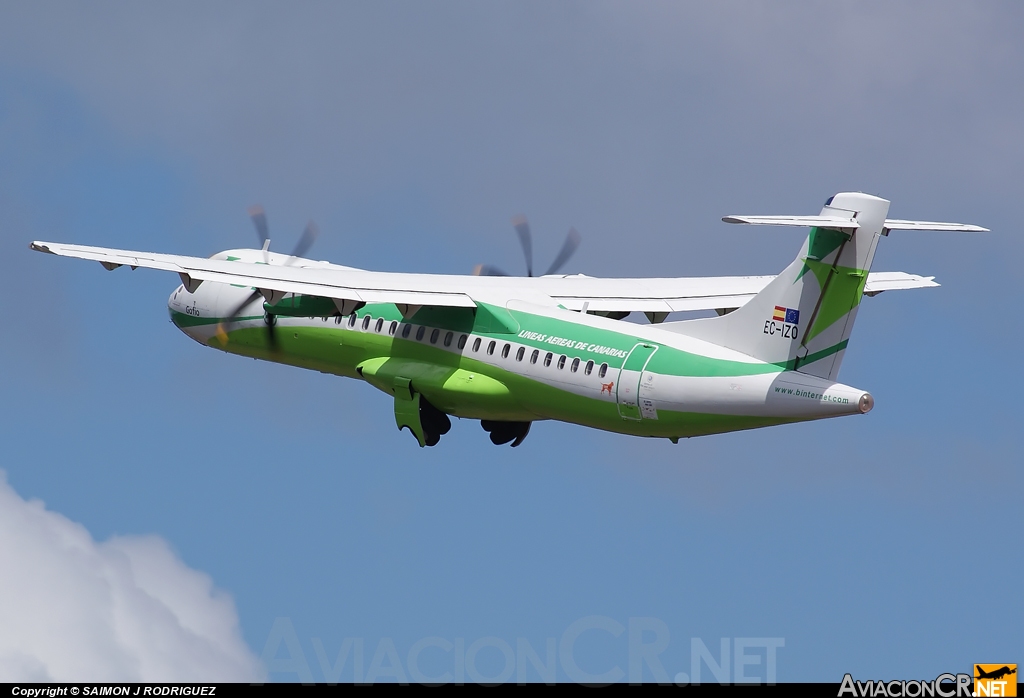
[616, 343, 658, 420]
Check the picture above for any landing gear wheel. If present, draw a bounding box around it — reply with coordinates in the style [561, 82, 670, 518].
[420, 397, 451, 448]
[481, 420, 531, 447]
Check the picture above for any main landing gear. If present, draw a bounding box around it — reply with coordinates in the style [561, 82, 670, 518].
[419, 398, 452, 447]
[393, 386, 530, 449]
[481, 420, 531, 447]
[394, 389, 451, 447]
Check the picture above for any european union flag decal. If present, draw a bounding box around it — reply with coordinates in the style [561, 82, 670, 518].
[772, 306, 800, 324]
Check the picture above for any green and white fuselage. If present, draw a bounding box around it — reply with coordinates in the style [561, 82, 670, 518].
[34, 191, 986, 447]
[168, 277, 870, 442]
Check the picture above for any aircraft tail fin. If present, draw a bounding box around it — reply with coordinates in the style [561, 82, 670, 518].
[669, 192, 985, 381]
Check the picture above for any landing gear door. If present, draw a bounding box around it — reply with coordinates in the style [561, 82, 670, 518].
[616, 343, 658, 420]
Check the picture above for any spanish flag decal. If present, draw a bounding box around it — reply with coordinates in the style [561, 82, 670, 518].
[773, 306, 800, 325]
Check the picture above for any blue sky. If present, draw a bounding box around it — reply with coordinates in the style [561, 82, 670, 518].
[1, 1, 1021, 683]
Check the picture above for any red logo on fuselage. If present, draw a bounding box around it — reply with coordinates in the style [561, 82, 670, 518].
[601, 381, 615, 395]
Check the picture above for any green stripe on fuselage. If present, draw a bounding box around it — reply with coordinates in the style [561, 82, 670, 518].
[172, 301, 842, 438]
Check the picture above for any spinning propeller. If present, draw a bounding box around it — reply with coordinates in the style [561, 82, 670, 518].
[473, 215, 582, 277]
[216, 206, 319, 349]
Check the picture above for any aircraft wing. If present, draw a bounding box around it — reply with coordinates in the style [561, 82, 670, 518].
[536, 271, 937, 313]
[29, 241, 936, 315]
[30, 241, 480, 309]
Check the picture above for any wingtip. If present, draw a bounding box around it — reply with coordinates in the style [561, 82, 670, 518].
[29, 241, 55, 254]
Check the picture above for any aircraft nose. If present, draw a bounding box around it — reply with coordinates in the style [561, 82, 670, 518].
[167, 285, 184, 324]
[167, 284, 212, 344]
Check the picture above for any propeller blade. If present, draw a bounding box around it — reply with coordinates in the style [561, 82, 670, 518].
[286, 220, 319, 263]
[511, 215, 533, 277]
[226, 289, 263, 320]
[215, 290, 280, 353]
[248, 205, 270, 263]
[543, 226, 582, 276]
[215, 289, 263, 343]
[264, 312, 279, 351]
[473, 264, 510, 277]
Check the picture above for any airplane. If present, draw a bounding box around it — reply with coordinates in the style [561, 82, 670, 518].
[29, 192, 986, 448]
[975, 666, 1016, 681]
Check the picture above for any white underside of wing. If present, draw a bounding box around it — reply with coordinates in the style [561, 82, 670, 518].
[30, 241, 937, 314]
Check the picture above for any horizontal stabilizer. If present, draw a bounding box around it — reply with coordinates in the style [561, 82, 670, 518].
[721, 215, 987, 233]
[882, 219, 988, 233]
[862, 271, 937, 296]
[722, 215, 860, 230]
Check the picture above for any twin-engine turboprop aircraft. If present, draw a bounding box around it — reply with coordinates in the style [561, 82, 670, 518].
[30, 192, 985, 447]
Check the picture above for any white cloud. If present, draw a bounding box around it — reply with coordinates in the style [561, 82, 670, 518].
[0, 472, 265, 682]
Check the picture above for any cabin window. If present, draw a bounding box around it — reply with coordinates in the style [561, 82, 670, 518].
[585, 360, 594, 375]
[543, 352, 553, 367]
[402, 324, 411, 338]
[501, 343, 510, 359]
[458, 334, 467, 350]
[348, 314, 357, 328]
[570, 357, 580, 373]
[430, 329, 440, 344]
[530, 349, 539, 364]
[416, 326, 426, 341]
[389, 321, 397, 336]
[599, 363, 608, 378]
[375, 318, 384, 333]
[487, 340, 496, 355]
[557, 355, 566, 370]
[362, 315, 371, 330]
[516, 347, 525, 361]
[472, 337, 481, 352]
[444, 331, 453, 347]
[335, 315, 342, 325]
